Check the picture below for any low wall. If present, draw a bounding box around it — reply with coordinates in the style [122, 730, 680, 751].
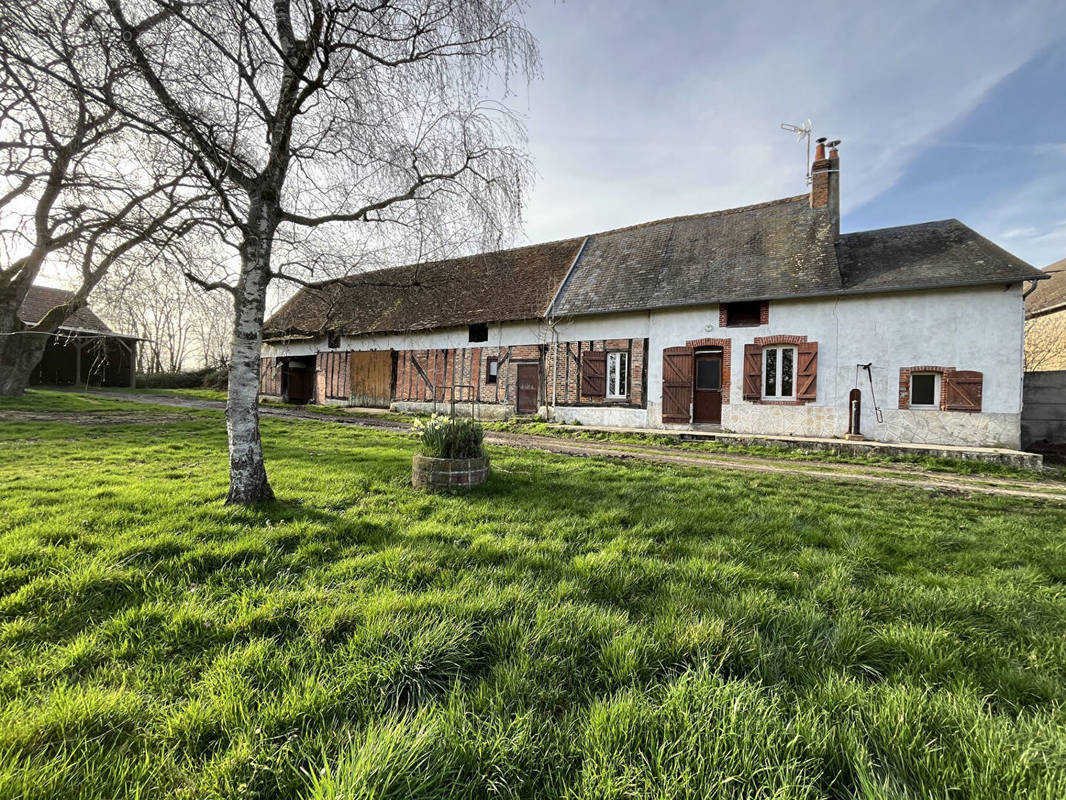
[391, 400, 516, 420]
[1022, 370, 1066, 448]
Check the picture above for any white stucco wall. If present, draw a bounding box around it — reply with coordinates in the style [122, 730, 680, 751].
[632, 285, 1025, 448]
[263, 319, 547, 358]
[262, 284, 1026, 448]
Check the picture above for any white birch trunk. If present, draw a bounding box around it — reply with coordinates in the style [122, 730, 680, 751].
[225, 207, 276, 504]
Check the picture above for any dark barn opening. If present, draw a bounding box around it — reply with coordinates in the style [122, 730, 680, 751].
[19, 286, 137, 389]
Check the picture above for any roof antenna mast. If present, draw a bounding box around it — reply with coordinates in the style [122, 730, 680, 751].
[780, 120, 813, 184]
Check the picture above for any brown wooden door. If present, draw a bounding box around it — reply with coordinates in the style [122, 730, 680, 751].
[516, 363, 539, 414]
[349, 350, 393, 407]
[692, 353, 722, 423]
[284, 361, 315, 405]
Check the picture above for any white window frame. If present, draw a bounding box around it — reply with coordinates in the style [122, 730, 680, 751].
[606, 351, 628, 399]
[762, 345, 797, 400]
[909, 372, 940, 409]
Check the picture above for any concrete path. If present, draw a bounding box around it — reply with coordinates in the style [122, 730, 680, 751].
[89, 391, 1066, 503]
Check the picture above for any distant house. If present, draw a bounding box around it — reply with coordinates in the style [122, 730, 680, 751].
[262, 143, 1045, 449]
[18, 285, 137, 388]
[1025, 259, 1066, 371]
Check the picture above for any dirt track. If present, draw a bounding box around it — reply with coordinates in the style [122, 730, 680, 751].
[83, 391, 1066, 503]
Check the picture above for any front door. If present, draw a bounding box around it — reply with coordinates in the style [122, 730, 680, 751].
[692, 352, 722, 423]
[516, 363, 539, 414]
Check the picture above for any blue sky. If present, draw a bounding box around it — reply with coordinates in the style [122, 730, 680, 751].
[517, 0, 1066, 268]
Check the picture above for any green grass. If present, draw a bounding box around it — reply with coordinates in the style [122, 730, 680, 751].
[2, 390, 1066, 799]
[486, 419, 1065, 480]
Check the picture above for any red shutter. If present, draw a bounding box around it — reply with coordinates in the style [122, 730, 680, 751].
[743, 344, 762, 401]
[661, 346, 693, 422]
[942, 370, 982, 412]
[796, 342, 818, 402]
[581, 350, 607, 398]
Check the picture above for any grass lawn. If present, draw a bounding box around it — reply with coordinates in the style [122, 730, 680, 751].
[1, 391, 1065, 799]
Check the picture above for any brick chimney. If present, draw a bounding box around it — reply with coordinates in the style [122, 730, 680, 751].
[810, 137, 840, 241]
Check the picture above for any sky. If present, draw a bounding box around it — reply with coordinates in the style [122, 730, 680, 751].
[515, 0, 1066, 268]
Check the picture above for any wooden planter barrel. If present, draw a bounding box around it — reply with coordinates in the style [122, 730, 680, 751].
[412, 454, 490, 490]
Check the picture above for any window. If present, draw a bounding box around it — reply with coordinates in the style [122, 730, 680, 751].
[695, 354, 721, 390]
[485, 356, 498, 384]
[762, 346, 795, 399]
[327, 331, 340, 349]
[468, 323, 488, 342]
[723, 301, 763, 327]
[606, 351, 628, 399]
[910, 372, 939, 408]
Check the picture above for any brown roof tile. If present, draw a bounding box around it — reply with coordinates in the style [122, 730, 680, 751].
[265, 237, 584, 337]
[550, 196, 840, 316]
[838, 221, 1043, 294]
[1026, 258, 1066, 317]
[266, 198, 1044, 337]
[17, 285, 114, 333]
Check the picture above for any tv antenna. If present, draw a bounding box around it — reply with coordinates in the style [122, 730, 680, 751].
[781, 120, 813, 184]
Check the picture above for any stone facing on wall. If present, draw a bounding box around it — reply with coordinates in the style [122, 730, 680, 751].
[720, 403, 1019, 449]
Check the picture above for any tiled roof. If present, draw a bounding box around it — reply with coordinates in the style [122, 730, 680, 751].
[837, 221, 1044, 295]
[1026, 258, 1066, 317]
[549, 196, 839, 316]
[266, 199, 1044, 337]
[17, 285, 114, 334]
[265, 237, 584, 337]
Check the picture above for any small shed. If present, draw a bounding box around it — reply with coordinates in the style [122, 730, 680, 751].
[19, 286, 138, 388]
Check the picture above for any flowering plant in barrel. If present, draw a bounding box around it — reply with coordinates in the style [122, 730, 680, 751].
[411, 415, 489, 490]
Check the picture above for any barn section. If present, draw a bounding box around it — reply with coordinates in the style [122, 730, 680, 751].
[261, 237, 587, 412]
[18, 285, 137, 388]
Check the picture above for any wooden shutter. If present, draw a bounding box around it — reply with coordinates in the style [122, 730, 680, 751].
[796, 342, 818, 401]
[661, 346, 693, 422]
[743, 344, 762, 400]
[942, 370, 982, 412]
[581, 350, 607, 398]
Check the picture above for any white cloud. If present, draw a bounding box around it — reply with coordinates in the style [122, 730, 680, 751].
[516, 0, 1066, 244]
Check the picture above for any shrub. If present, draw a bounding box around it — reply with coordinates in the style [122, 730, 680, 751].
[412, 414, 484, 459]
[135, 368, 212, 389]
[201, 364, 229, 390]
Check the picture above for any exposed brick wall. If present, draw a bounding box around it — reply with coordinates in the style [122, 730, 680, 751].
[546, 338, 648, 407]
[685, 337, 731, 404]
[316, 351, 351, 400]
[753, 334, 807, 346]
[259, 357, 282, 395]
[393, 345, 542, 407]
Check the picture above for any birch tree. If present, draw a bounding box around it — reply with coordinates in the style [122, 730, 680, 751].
[0, 0, 201, 396]
[103, 0, 538, 504]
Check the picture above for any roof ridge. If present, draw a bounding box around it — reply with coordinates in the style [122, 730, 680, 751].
[581, 194, 811, 238]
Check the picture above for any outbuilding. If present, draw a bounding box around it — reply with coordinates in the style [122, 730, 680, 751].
[20, 285, 138, 388]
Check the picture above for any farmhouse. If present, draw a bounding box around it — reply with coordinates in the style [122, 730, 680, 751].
[18, 285, 137, 388]
[262, 143, 1045, 449]
[1025, 258, 1066, 371]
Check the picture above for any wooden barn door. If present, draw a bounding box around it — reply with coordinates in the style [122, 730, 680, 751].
[349, 351, 394, 407]
[516, 363, 539, 414]
[661, 346, 694, 423]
